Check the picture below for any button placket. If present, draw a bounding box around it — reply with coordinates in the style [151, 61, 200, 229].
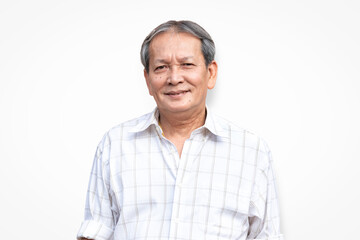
[169, 137, 195, 239]
[169, 131, 209, 239]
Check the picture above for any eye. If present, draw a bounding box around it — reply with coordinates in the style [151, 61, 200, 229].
[181, 63, 195, 68]
[154, 65, 167, 72]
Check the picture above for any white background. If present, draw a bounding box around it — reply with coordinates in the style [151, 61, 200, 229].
[1, 0, 359, 239]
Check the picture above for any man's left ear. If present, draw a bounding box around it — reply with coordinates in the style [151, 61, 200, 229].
[207, 60, 218, 89]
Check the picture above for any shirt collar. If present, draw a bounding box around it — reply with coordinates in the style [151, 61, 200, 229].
[203, 107, 230, 138]
[128, 107, 160, 133]
[128, 107, 229, 138]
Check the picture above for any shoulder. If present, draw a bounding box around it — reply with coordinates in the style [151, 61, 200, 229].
[96, 111, 155, 152]
[209, 113, 270, 152]
[209, 112, 272, 169]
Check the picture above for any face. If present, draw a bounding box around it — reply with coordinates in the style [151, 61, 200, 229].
[144, 31, 217, 115]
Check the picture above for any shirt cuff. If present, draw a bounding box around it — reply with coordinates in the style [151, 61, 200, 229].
[77, 220, 113, 240]
[248, 234, 284, 240]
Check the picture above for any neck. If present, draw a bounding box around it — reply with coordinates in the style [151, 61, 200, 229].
[158, 107, 206, 139]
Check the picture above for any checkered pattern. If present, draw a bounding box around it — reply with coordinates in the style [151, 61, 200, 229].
[77, 108, 284, 240]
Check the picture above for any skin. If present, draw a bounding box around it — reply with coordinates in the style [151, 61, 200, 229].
[144, 31, 218, 156]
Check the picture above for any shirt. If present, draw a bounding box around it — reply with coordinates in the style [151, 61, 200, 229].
[77, 108, 284, 240]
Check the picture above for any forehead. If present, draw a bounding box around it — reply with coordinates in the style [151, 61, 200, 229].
[149, 31, 203, 60]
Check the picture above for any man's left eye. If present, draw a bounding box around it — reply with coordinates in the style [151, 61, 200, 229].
[182, 63, 194, 67]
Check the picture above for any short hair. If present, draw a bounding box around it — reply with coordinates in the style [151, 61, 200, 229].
[140, 20, 215, 73]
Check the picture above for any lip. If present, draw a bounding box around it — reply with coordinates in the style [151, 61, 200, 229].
[164, 90, 190, 96]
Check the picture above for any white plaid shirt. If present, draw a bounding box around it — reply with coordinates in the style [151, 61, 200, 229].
[77, 108, 284, 240]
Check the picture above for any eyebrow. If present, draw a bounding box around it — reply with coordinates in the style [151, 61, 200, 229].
[153, 56, 194, 64]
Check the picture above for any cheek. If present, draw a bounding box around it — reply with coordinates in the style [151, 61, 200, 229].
[149, 77, 166, 93]
[154, 78, 164, 88]
[187, 70, 208, 84]
[186, 76, 203, 87]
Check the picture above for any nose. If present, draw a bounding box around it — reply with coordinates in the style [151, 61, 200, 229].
[167, 65, 184, 85]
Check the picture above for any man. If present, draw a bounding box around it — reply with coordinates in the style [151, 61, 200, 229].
[77, 20, 284, 240]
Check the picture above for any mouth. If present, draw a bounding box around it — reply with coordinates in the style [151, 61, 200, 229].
[164, 90, 190, 96]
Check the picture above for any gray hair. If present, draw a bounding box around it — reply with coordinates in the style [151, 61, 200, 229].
[141, 20, 215, 73]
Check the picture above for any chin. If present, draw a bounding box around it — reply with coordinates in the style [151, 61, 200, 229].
[161, 103, 193, 113]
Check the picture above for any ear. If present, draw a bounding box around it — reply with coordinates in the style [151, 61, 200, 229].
[207, 60, 218, 90]
[144, 69, 153, 96]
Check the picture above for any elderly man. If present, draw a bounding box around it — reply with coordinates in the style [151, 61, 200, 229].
[77, 20, 284, 240]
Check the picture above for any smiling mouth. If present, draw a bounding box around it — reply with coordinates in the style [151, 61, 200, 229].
[165, 90, 190, 96]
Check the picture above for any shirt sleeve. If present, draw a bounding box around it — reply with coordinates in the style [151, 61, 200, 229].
[246, 142, 284, 240]
[77, 134, 119, 240]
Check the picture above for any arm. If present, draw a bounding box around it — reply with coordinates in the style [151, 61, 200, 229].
[247, 146, 284, 240]
[77, 134, 118, 240]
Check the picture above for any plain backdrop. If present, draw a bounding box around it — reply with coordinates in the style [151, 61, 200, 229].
[1, 0, 359, 239]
